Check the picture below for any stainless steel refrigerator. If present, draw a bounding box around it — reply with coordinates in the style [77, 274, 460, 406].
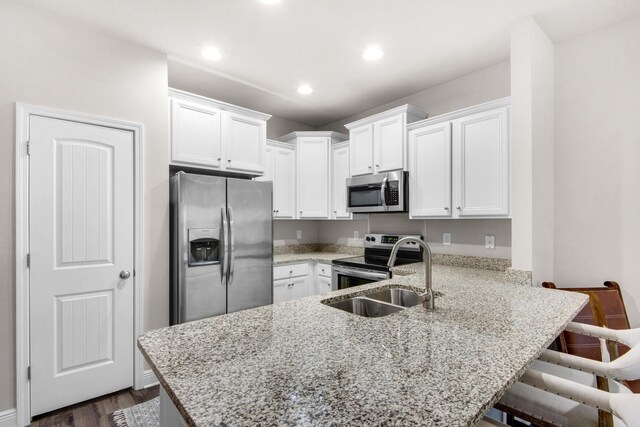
[170, 172, 273, 324]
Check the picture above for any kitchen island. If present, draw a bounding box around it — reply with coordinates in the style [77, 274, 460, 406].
[138, 264, 587, 426]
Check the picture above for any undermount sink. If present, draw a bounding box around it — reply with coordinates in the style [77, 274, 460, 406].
[364, 288, 425, 307]
[323, 287, 425, 318]
[326, 297, 405, 317]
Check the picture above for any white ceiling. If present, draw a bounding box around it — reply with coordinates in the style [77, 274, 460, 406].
[18, 0, 640, 127]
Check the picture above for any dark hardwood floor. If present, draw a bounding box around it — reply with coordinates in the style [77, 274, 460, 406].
[29, 386, 159, 427]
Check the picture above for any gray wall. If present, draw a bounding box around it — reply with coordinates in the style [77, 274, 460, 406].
[318, 61, 511, 133]
[553, 15, 640, 325]
[0, 2, 170, 410]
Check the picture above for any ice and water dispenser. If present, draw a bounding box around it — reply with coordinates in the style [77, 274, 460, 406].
[187, 228, 220, 266]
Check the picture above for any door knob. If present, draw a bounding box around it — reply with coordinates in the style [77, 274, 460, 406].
[120, 270, 131, 280]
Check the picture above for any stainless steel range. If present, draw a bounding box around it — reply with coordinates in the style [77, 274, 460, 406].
[332, 233, 423, 290]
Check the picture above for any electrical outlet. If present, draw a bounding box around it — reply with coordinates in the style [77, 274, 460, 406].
[485, 235, 495, 250]
[296, 230, 302, 239]
[354, 231, 359, 239]
[442, 233, 451, 246]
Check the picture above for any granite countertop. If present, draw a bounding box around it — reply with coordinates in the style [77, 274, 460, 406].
[138, 265, 587, 427]
[273, 252, 355, 265]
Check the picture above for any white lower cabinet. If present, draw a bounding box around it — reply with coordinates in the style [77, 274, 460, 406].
[274, 276, 310, 303]
[273, 261, 333, 303]
[408, 99, 510, 219]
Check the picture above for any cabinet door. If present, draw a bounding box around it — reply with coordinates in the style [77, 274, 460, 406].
[349, 124, 374, 176]
[273, 146, 295, 219]
[297, 137, 329, 218]
[375, 114, 405, 173]
[409, 122, 452, 218]
[331, 144, 351, 219]
[289, 276, 311, 300]
[454, 107, 509, 217]
[170, 99, 222, 168]
[222, 111, 266, 174]
[273, 280, 289, 304]
[316, 276, 333, 295]
[255, 144, 274, 182]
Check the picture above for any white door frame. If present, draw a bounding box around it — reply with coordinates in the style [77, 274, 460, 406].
[15, 103, 145, 426]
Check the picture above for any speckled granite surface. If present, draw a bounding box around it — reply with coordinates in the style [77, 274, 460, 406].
[432, 254, 510, 272]
[274, 252, 354, 265]
[139, 265, 587, 427]
[505, 268, 533, 286]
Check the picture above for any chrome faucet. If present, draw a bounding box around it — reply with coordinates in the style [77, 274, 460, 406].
[387, 237, 435, 310]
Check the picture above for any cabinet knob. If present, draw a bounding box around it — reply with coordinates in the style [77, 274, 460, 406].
[375, 164, 380, 168]
[289, 270, 293, 274]
[299, 210, 303, 214]
[444, 207, 449, 210]
[456, 206, 461, 210]
[227, 159, 231, 162]
[368, 166, 372, 169]
[276, 210, 279, 213]
[217, 157, 221, 161]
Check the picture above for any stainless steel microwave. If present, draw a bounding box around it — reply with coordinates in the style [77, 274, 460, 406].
[346, 171, 408, 213]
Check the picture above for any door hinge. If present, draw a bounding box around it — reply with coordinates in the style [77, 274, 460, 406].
[26, 141, 30, 156]
[27, 366, 31, 381]
[26, 253, 30, 268]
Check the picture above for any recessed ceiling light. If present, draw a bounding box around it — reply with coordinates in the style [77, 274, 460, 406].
[297, 84, 313, 95]
[201, 47, 222, 61]
[362, 46, 384, 61]
[259, 0, 281, 4]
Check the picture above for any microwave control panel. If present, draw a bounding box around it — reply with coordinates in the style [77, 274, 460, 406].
[387, 181, 399, 205]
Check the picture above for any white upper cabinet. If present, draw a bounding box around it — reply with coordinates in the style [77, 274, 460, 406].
[408, 122, 452, 218]
[331, 142, 351, 219]
[345, 105, 427, 177]
[350, 124, 374, 176]
[280, 131, 348, 220]
[170, 98, 222, 168]
[455, 107, 509, 217]
[375, 114, 405, 172]
[408, 98, 510, 219]
[256, 141, 295, 219]
[297, 137, 330, 218]
[169, 88, 270, 175]
[223, 111, 266, 174]
[273, 145, 295, 219]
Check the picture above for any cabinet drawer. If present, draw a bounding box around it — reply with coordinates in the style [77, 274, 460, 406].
[317, 263, 332, 278]
[274, 263, 309, 280]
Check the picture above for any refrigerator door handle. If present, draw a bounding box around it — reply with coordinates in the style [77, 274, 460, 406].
[221, 207, 229, 285]
[227, 206, 235, 285]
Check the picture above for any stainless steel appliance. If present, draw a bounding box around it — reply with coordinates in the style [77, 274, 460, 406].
[170, 172, 273, 324]
[332, 233, 423, 290]
[346, 171, 408, 213]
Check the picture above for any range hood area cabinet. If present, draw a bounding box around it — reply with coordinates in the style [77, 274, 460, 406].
[345, 105, 428, 177]
[169, 88, 271, 175]
[407, 98, 510, 219]
[277, 131, 349, 220]
[256, 140, 296, 219]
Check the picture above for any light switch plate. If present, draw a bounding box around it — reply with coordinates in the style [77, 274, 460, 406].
[296, 230, 302, 239]
[485, 235, 495, 250]
[443, 233, 451, 246]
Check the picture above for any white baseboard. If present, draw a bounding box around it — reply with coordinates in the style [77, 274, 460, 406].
[0, 408, 17, 427]
[143, 369, 159, 388]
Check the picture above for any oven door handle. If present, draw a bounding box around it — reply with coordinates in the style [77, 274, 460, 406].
[333, 266, 389, 281]
[381, 176, 388, 208]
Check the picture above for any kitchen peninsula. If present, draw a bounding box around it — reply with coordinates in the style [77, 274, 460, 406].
[138, 265, 587, 426]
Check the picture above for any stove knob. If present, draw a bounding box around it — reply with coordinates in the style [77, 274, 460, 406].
[365, 237, 371, 242]
[370, 237, 376, 242]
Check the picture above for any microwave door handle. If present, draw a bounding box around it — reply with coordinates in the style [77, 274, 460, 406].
[221, 207, 228, 285]
[381, 176, 388, 208]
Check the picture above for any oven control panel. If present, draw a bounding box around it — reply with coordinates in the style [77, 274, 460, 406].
[364, 234, 423, 251]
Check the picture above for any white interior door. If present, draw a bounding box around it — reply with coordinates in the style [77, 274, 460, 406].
[29, 115, 135, 416]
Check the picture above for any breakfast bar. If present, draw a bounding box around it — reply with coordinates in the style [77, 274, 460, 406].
[138, 265, 587, 426]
